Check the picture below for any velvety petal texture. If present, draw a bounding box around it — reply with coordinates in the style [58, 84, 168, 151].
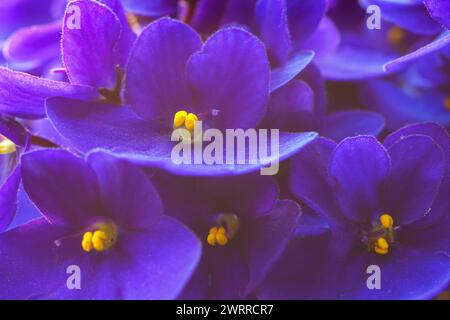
[4, 149, 202, 299]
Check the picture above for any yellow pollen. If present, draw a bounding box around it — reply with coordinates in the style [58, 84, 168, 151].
[173, 110, 188, 128]
[388, 26, 405, 45]
[185, 113, 198, 131]
[374, 237, 389, 255]
[380, 214, 394, 229]
[0, 136, 16, 155]
[207, 226, 229, 246]
[81, 222, 117, 253]
[444, 98, 450, 111]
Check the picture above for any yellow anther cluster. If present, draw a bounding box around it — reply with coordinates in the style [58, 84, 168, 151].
[380, 214, 394, 229]
[207, 226, 229, 246]
[374, 237, 389, 255]
[387, 26, 405, 45]
[0, 136, 16, 155]
[372, 214, 395, 255]
[81, 223, 117, 253]
[173, 110, 198, 131]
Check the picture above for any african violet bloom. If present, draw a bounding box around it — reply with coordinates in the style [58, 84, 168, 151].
[46, 17, 316, 176]
[259, 122, 450, 299]
[0, 149, 201, 299]
[151, 171, 300, 299]
[0, 116, 30, 231]
[0, 0, 134, 119]
[320, 0, 450, 80]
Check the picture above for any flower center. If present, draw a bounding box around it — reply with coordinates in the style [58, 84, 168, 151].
[387, 26, 405, 46]
[206, 213, 240, 247]
[363, 214, 395, 255]
[0, 135, 16, 155]
[98, 65, 123, 105]
[81, 221, 117, 253]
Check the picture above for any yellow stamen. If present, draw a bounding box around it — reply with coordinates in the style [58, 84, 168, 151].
[206, 226, 229, 246]
[126, 12, 141, 34]
[81, 222, 117, 253]
[185, 113, 198, 131]
[444, 98, 450, 111]
[380, 214, 394, 229]
[388, 26, 405, 45]
[0, 136, 16, 155]
[374, 237, 389, 255]
[173, 110, 188, 128]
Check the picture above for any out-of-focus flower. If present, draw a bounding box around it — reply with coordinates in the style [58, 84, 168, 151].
[361, 33, 450, 130]
[318, 0, 449, 80]
[259, 123, 450, 299]
[152, 172, 300, 299]
[0, 149, 201, 299]
[0, 0, 67, 75]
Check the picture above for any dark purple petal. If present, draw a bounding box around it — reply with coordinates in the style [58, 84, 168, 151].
[0, 219, 90, 300]
[384, 123, 450, 228]
[7, 182, 42, 231]
[0, 166, 20, 232]
[0, 67, 97, 119]
[244, 200, 300, 295]
[62, 0, 131, 88]
[290, 137, 345, 223]
[267, 80, 315, 131]
[323, 110, 385, 142]
[360, 78, 450, 130]
[199, 174, 279, 219]
[87, 151, 164, 230]
[2, 21, 61, 67]
[330, 136, 390, 223]
[46, 97, 318, 176]
[21, 149, 101, 228]
[0, 116, 29, 147]
[300, 16, 340, 61]
[115, 216, 201, 299]
[384, 31, 450, 72]
[255, 0, 292, 65]
[383, 135, 445, 225]
[220, 0, 257, 27]
[121, 0, 178, 17]
[125, 18, 202, 120]
[424, 0, 450, 29]
[287, 0, 327, 47]
[187, 27, 270, 129]
[270, 51, 315, 92]
[191, 0, 228, 35]
[360, 0, 442, 35]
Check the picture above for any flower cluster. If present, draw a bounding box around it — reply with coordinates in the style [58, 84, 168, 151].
[0, 0, 449, 300]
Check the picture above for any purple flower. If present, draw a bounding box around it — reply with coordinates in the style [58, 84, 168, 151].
[319, 0, 450, 80]
[0, 0, 65, 73]
[259, 123, 450, 299]
[360, 35, 450, 130]
[121, 0, 179, 17]
[45, 17, 317, 176]
[151, 171, 300, 299]
[0, 116, 30, 231]
[0, 149, 201, 299]
[265, 64, 386, 142]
